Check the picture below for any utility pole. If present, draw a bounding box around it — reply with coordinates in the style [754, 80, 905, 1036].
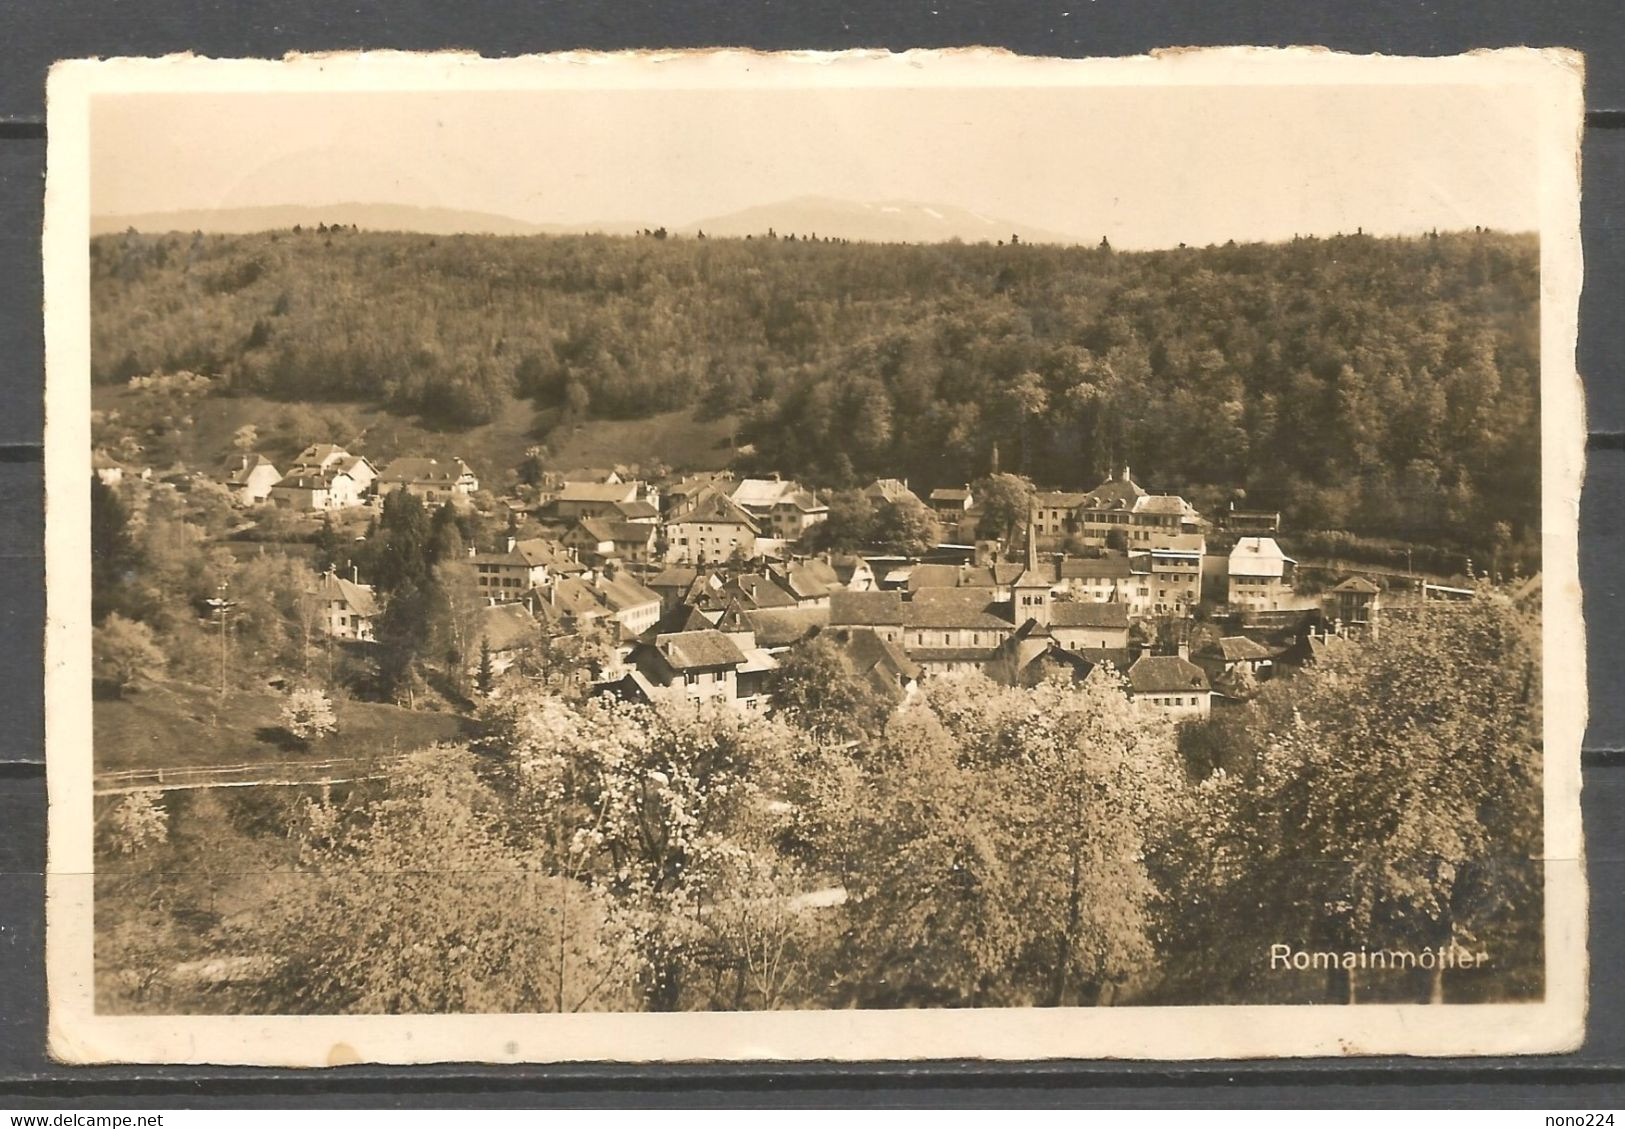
[205, 579, 237, 699]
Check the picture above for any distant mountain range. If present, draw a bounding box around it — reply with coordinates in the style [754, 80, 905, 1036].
[92, 195, 1080, 245]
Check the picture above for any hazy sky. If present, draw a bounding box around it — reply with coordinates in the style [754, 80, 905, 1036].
[90, 83, 1539, 249]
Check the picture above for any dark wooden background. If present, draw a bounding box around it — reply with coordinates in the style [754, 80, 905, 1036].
[0, 0, 1620, 1107]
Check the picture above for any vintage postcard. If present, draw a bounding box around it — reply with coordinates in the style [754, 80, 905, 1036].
[43, 47, 1587, 1064]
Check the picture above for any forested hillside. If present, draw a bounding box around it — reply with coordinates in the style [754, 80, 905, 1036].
[91, 227, 1540, 554]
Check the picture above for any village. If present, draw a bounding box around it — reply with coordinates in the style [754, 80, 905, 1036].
[92, 433, 1462, 737]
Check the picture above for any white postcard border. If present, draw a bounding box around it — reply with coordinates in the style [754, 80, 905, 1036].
[43, 46, 1588, 1065]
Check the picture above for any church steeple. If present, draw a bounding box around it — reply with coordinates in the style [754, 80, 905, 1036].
[1013, 506, 1051, 626]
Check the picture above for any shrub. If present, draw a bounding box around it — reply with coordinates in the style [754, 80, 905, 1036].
[106, 790, 169, 855]
[281, 687, 337, 744]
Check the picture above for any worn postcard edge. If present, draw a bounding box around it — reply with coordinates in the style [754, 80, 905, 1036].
[41, 45, 1589, 1066]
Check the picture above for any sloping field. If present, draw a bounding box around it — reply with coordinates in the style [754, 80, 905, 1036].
[540, 407, 739, 474]
[93, 677, 471, 774]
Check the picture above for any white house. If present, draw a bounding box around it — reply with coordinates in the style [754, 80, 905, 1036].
[218, 453, 282, 504]
[271, 467, 363, 511]
[1144, 536, 1206, 613]
[1227, 536, 1296, 611]
[663, 488, 760, 564]
[1127, 654, 1211, 717]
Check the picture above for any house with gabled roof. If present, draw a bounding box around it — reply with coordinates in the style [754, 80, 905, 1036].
[473, 603, 538, 678]
[218, 453, 282, 504]
[268, 444, 371, 509]
[662, 472, 734, 517]
[928, 485, 973, 514]
[562, 517, 658, 565]
[1144, 536, 1205, 613]
[1054, 553, 1150, 610]
[1192, 635, 1277, 685]
[1128, 493, 1203, 545]
[1228, 536, 1296, 611]
[723, 572, 800, 612]
[1325, 575, 1382, 633]
[271, 466, 363, 511]
[927, 485, 976, 538]
[728, 477, 828, 541]
[289, 443, 350, 474]
[646, 564, 707, 611]
[468, 537, 577, 603]
[730, 476, 800, 512]
[611, 498, 661, 524]
[1075, 467, 1203, 551]
[309, 569, 379, 642]
[554, 480, 643, 521]
[590, 569, 663, 638]
[646, 601, 720, 639]
[533, 577, 616, 635]
[336, 454, 378, 495]
[862, 478, 922, 508]
[664, 487, 760, 564]
[1006, 640, 1133, 690]
[1127, 654, 1212, 717]
[559, 467, 624, 485]
[765, 558, 840, 608]
[1047, 600, 1132, 651]
[741, 607, 828, 653]
[375, 456, 479, 506]
[769, 490, 828, 541]
[619, 629, 753, 708]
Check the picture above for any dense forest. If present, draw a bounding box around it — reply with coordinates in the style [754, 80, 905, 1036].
[91, 227, 1541, 556]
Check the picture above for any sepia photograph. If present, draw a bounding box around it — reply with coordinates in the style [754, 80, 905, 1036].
[42, 47, 1587, 1064]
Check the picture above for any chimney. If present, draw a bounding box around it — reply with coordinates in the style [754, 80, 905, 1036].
[1176, 640, 1190, 661]
[351, 565, 359, 584]
[1123, 465, 1133, 484]
[506, 534, 517, 552]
